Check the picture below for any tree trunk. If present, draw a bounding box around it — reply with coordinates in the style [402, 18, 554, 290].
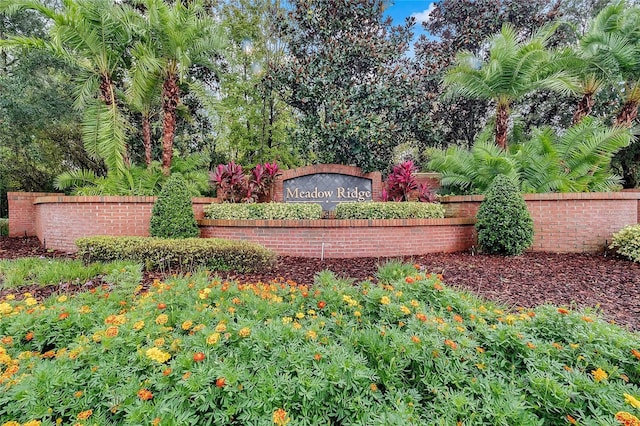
[142, 113, 152, 167]
[161, 72, 180, 175]
[572, 91, 594, 125]
[615, 99, 639, 128]
[495, 102, 509, 150]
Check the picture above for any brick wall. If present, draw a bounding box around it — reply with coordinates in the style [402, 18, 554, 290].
[440, 192, 640, 253]
[31, 195, 216, 252]
[7, 192, 62, 237]
[199, 218, 476, 258]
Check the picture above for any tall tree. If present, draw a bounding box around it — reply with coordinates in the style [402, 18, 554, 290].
[0, 0, 137, 174]
[132, 0, 225, 174]
[443, 24, 577, 150]
[270, 0, 415, 172]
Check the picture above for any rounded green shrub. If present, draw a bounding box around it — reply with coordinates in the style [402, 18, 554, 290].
[150, 174, 199, 238]
[610, 224, 640, 262]
[475, 174, 534, 255]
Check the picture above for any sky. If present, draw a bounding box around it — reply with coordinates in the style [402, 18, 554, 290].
[385, 0, 436, 41]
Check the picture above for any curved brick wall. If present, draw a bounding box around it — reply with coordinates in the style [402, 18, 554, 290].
[199, 218, 476, 258]
[8, 190, 640, 256]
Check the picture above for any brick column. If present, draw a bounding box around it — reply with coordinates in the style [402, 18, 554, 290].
[8, 192, 62, 237]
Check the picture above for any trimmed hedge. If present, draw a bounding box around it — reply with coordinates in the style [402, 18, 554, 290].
[610, 224, 640, 262]
[204, 202, 323, 220]
[0, 218, 7, 236]
[150, 174, 199, 238]
[334, 202, 446, 219]
[476, 174, 534, 255]
[75, 236, 276, 272]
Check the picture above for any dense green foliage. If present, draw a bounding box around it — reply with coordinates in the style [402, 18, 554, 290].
[334, 202, 445, 220]
[75, 236, 276, 272]
[0, 218, 7, 236]
[204, 202, 323, 220]
[150, 174, 199, 238]
[269, 0, 415, 172]
[476, 175, 534, 255]
[0, 257, 134, 288]
[610, 224, 640, 262]
[1, 261, 639, 424]
[429, 117, 632, 194]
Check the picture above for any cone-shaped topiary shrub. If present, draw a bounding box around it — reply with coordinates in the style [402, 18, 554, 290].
[476, 174, 534, 255]
[150, 174, 199, 238]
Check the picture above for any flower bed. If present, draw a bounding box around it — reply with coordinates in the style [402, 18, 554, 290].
[1, 262, 639, 424]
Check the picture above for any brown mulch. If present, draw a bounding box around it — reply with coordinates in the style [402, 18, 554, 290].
[2, 236, 640, 331]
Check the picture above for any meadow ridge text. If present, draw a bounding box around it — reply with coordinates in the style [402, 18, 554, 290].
[286, 187, 371, 202]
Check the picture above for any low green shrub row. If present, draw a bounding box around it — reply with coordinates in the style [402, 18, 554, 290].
[334, 201, 446, 219]
[610, 224, 640, 262]
[0, 218, 7, 236]
[204, 202, 323, 220]
[75, 236, 276, 272]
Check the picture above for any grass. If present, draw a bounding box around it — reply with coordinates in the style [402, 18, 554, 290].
[0, 260, 639, 425]
[0, 257, 137, 289]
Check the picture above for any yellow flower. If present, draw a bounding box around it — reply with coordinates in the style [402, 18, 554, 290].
[616, 411, 640, 426]
[24, 297, 38, 306]
[105, 326, 119, 338]
[215, 322, 227, 333]
[154, 338, 165, 347]
[592, 368, 608, 382]
[292, 322, 302, 330]
[306, 330, 317, 340]
[295, 312, 305, 319]
[206, 333, 220, 345]
[22, 422, 42, 426]
[146, 347, 171, 364]
[133, 321, 145, 331]
[354, 311, 362, 318]
[625, 393, 640, 410]
[239, 327, 251, 338]
[400, 305, 411, 315]
[155, 314, 168, 325]
[272, 408, 290, 426]
[2, 421, 20, 426]
[282, 317, 292, 324]
[4, 294, 15, 300]
[57, 295, 68, 303]
[0, 303, 13, 315]
[380, 296, 390, 305]
[79, 305, 91, 314]
[181, 320, 193, 330]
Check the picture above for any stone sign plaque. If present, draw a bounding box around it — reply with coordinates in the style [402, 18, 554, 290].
[283, 173, 372, 210]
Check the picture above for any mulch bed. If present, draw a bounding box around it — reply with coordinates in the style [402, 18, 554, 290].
[2, 236, 639, 331]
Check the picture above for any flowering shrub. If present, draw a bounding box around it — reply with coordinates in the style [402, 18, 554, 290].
[0, 262, 639, 424]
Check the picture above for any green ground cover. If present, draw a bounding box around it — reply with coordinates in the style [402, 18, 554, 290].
[0, 261, 639, 425]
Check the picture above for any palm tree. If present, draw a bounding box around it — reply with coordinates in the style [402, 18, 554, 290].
[132, 0, 225, 174]
[0, 0, 137, 174]
[443, 23, 578, 150]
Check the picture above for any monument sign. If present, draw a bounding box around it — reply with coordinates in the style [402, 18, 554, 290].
[283, 173, 372, 210]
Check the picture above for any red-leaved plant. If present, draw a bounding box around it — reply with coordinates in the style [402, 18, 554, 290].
[211, 161, 279, 203]
[383, 160, 436, 202]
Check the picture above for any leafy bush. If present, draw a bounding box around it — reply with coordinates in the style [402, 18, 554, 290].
[0, 218, 7, 236]
[610, 224, 640, 262]
[476, 174, 534, 255]
[428, 118, 631, 194]
[0, 261, 639, 425]
[204, 202, 323, 220]
[211, 161, 279, 203]
[335, 202, 445, 219]
[75, 236, 276, 272]
[150, 174, 199, 239]
[383, 160, 436, 202]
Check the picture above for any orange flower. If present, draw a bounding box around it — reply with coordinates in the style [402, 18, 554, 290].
[411, 335, 421, 344]
[317, 301, 326, 309]
[25, 331, 34, 341]
[157, 303, 167, 310]
[370, 383, 378, 392]
[216, 377, 226, 388]
[433, 282, 443, 291]
[615, 411, 640, 426]
[566, 415, 577, 425]
[105, 326, 119, 338]
[137, 389, 153, 401]
[77, 409, 93, 420]
[273, 408, 290, 426]
[558, 308, 569, 315]
[415, 313, 427, 322]
[405, 276, 414, 284]
[632, 349, 640, 360]
[58, 312, 69, 320]
[193, 352, 205, 362]
[313, 353, 322, 361]
[526, 342, 536, 350]
[444, 339, 457, 350]
[74, 390, 84, 398]
[453, 315, 463, 323]
[163, 368, 172, 376]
